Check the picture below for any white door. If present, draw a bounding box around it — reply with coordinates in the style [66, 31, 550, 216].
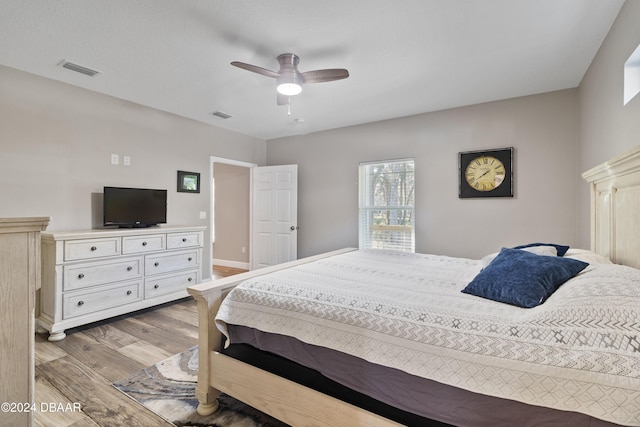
[251, 165, 298, 269]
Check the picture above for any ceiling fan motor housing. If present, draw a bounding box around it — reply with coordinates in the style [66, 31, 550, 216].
[276, 53, 304, 94]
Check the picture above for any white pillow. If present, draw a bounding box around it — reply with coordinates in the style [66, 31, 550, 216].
[520, 245, 558, 257]
[481, 245, 558, 267]
[564, 248, 612, 264]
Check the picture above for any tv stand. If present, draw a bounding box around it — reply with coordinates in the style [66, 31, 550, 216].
[38, 225, 205, 341]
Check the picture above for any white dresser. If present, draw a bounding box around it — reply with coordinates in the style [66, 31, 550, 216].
[39, 225, 205, 341]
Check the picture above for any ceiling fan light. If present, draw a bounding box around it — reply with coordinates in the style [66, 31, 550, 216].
[277, 82, 302, 96]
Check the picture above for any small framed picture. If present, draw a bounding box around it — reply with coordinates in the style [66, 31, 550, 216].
[177, 170, 200, 193]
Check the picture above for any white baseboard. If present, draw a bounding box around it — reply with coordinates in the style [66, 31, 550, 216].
[213, 258, 250, 270]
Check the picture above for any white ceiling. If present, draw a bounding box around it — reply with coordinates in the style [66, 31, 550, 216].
[0, 0, 625, 140]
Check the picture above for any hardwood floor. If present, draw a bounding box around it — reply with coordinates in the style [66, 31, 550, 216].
[212, 265, 247, 279]
[34, 265, 246, 427]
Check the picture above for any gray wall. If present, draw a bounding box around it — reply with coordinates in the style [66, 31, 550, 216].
[267, 89, 580, 259]
[577, 0, 640, 247]
[0, 65, 266, 280]
[2, 0, 638, 266]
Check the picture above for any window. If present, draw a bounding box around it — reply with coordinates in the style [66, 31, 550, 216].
[359, 158, 415, 252]
[624, 42, 640, 105]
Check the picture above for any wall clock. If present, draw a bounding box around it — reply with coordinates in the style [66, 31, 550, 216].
[459, 147, 514, 198]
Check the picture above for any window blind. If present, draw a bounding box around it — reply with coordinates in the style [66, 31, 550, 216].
[359, 158, 415, 252]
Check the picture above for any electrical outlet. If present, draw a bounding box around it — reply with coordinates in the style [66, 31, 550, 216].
[241, 246, 246, 254]
[199, 211, 207, 219]
[123, 155, 131, 166]
[111, 154, 119, 165]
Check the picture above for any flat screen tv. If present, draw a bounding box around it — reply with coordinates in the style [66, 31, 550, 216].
[103, 186, 167, 228]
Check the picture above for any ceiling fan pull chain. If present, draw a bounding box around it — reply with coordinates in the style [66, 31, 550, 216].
[287, 97, 291, 116]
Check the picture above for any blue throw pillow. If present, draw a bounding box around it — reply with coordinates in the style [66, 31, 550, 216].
[462, 248, 588, 308]
[513, 242, 570, 257]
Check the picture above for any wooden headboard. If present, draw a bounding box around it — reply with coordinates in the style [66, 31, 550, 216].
[582, 145, 640, 269]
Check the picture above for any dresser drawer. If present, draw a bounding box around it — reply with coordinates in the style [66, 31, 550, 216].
[145, 249, 200, 275]
[145, 270, 199, 298]
[167, 232, 203, 249]
[122, 234, 165, 254]
[63, 256, 143, 291]
[63, 281, 142, 319]
[64, 237, 120, 261]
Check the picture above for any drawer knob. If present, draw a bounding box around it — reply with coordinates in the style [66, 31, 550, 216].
[182, 238, 187, 242]
[127, 290, 132, 295]
[127, 266, 133, 271]
[188, 257, 193, 262]
[90, 246, 97, 251]
[78, 273, 85, 279]
[142, 241, 147, 246]
[188, 277, 193, 282]
[154, 262, 160, 267]
[154, 284, 159, 289]
[77, 301, 84, 306]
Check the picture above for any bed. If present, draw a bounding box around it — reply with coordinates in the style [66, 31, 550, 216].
[187, 146, 640, 427]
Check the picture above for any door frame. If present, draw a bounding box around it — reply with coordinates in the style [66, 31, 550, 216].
[209, 156, 257, 276]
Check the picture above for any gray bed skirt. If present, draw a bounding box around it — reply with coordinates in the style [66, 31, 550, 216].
[226, 324, 621, 427]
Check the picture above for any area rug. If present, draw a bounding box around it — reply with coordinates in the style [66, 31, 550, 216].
[113, 346, 289, 427]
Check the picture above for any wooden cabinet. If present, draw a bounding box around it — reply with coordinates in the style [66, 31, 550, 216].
[39, 226, 204, 341]
[0, 217, 49, 427]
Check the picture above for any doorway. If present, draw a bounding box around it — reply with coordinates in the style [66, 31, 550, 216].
[210, 157, 256, 276]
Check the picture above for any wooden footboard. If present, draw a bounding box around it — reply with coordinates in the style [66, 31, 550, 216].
[208, 350, 402, 426]
[186, 248, 368, 423]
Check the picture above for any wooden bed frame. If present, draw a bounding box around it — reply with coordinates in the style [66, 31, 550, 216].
[582, 145, 640, 269]
[186, 248, 403, 426]
[188, 145, 640, 427]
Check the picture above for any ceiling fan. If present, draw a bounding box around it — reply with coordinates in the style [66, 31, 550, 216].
[231, 53, 349, 106]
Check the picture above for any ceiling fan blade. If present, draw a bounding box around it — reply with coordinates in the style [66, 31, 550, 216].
[277, 93, 289, 106]
[231, 61, 279, 78]
[301, 68, 349, 83]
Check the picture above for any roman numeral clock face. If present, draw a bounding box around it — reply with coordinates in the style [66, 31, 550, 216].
[465, 156, 505, 191]
[459, 148, 513, 198]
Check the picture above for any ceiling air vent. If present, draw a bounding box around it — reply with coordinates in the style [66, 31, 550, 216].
[58, 60, 101, 77]
[211, 111, 233, 119]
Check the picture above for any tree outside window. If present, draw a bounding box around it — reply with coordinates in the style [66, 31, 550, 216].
[359, 159, 415, 252]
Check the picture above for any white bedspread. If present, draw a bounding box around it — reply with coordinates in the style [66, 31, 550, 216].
[215, 249, 640, 426]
